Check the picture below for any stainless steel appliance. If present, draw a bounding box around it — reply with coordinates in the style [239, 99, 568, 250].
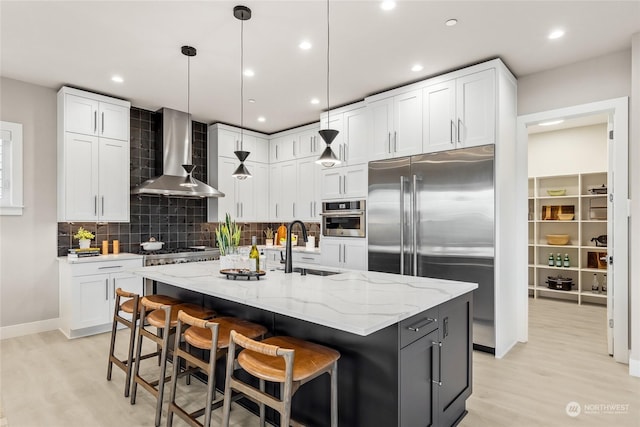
[321, 200, 366, 237]
[368, 145, 495, 352]
[140, 247, 220, 266]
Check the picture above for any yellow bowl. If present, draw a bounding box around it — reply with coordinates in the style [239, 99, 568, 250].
[546, 234, 570, 245]
[547, 189, 566, 196]
[557, 213, 574, 221]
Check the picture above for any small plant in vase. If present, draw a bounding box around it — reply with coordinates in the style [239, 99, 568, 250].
[74, 227, 95, 249]
[215, 214, 242, 256]
[264, 227, 274, 247]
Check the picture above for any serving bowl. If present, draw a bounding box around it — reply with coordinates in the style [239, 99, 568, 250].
[557, 213, 574, 221]
[546, 234, 570, 245]
[547, 189, 566, 196]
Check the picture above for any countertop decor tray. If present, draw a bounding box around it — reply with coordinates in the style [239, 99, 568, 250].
[220, 269, 266, 280]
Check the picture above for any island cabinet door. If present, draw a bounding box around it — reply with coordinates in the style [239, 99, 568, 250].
[400, 328, 439, 427]
[437, 295, 473, 426]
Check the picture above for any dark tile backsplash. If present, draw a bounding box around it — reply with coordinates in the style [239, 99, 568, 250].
[57, 107, 320, 256]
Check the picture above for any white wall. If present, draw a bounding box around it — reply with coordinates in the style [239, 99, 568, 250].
[0, 77, 58, 332]
[518, 50, 631, 115]
[528, 124, 607, 177]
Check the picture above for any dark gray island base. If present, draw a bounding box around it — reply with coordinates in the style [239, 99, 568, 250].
[156, 282, 473, 427]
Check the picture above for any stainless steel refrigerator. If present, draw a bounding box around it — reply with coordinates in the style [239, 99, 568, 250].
[368, 145, 495, 352]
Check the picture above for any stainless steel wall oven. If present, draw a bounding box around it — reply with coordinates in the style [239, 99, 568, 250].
[321, 200, 366, 237]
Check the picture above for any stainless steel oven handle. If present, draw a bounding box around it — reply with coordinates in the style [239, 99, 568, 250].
[320, 211, 365, 216]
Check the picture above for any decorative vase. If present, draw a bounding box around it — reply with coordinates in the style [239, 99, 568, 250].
[79, 239, 91, 249]
[265, 239, 274, 247]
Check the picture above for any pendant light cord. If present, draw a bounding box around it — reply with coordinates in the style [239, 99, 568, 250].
[326, 0, 330, 127]
[240, 17, 244, 144]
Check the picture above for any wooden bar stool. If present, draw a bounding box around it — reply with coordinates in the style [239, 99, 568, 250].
[106, 289, 181, 397]
[222, 332, 340, 427]
[130, 298, 216, 427]
[167, 312, 268, 427]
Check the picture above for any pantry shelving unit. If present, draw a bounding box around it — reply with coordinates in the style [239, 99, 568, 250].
[528, 172, 608, 305]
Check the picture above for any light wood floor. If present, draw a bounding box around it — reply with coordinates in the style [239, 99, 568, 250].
[1, 298, 638, 426]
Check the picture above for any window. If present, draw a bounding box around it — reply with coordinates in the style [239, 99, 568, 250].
[0, 121, 23, 215]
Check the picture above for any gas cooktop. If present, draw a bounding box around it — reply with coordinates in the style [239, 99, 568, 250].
[138, 246, 220, 266]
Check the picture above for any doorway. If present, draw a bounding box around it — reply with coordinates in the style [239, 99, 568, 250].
[516, 98, 629, 364]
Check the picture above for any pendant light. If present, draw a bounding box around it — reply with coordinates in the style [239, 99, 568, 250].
[316, 0, 341, 167]
[232, 5, 252, 180]
[180, 45, 199, 187]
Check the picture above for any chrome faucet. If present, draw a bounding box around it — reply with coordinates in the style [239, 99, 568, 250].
[284, 220, 308, 273]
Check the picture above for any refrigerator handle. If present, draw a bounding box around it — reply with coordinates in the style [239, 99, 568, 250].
[400, 176, 405, 275]
[412, 174, 418, 276]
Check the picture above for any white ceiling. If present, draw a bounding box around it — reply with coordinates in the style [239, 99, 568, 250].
[1, 1, 639, 134]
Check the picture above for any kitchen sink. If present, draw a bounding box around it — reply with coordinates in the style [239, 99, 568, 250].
[273, 267, 340, 276]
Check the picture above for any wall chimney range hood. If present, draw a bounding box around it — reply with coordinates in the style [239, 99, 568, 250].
[131, 108, 224, 198]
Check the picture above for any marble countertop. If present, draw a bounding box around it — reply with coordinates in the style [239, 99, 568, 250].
[58, 253, 144, 264]
[130, 261, 477, 336]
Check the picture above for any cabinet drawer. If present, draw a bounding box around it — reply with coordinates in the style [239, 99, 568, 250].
[292, 251, 321, 265]
[399, 307, 438, 348]
[69, 259, 142, 277]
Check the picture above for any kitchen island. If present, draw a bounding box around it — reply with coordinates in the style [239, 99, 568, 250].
[131, 261, 477, 426]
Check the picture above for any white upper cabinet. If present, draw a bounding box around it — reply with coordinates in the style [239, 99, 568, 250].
[213, 125, 269, 163]
[368, 89, 422, 161]
[320, 103, 368, 167]
[341, 107, 369, 165]
[269, 160, 297, 221]
[456, 69, 496, 148]
[214, 158, 269, 222]
[64, 91, 129, 141]
[297, 126, 322, 158]
[57, 87, 130, 222]
[297, 157, 322, 221]
[320, 164, 367, 200]
[423, 69, 495, 152]
[269, 135, 297, 163]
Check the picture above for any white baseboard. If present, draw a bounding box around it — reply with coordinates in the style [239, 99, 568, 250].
[0, 318, 59, 340]
[630, 356, 640, 377]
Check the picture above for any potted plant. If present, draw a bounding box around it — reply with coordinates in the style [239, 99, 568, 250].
[74, 226, 95, 249]
[215, 214, 242, 270]
[264, 227, 274, 247]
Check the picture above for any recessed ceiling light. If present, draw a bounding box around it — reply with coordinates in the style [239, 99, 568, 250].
[243, 69, 255, 77]
[445, 19, 458, 27]
[539, 119, 565, 126]
[380, 1, 396, 11]
[111, 75, 124, 83]
[257, 116, 266, 122]
[248, 99, 256, 103]
[411, 64, 423, 72]
[299, 40, 312, 50]
[311, 98, 320, 105]
[548, 29, 565, 40]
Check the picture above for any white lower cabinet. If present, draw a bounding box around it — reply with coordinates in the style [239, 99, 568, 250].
[321, 238, 367, 270]
[58, 257, 143, 338]
[320, 164, 367, 200]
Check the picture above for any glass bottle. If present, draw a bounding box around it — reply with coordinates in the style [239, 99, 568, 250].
[563, 254, 570, 268]
[548, 253, 554, 267]
[249, 236, 260, 272]
[555, 253, 562, 267]
[592, 273, 599, 293]
[602, 274, 607, 293]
